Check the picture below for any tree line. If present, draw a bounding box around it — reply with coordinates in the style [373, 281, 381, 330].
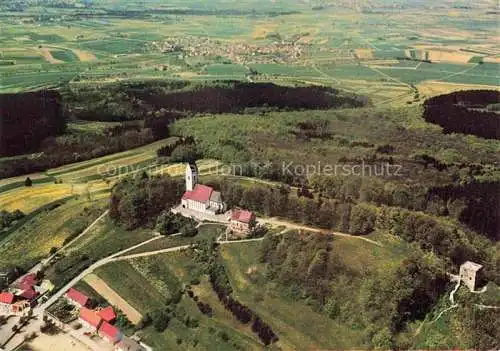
[206, 179, 498, 285]
[193, 239, 279, 345]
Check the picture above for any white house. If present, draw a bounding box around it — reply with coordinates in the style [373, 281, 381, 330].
[181, 163, 225, 214]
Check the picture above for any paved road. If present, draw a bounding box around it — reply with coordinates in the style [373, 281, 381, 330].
[37, 236, 162, 313]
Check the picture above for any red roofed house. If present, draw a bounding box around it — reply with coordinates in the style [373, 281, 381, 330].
[99, 321, 123, 344]
[0, 292, 30, 316]
[66, 288, 89, 307]
[230, 209, 256, 237]
[0, 292, 14, 305]
[18, 286, 38, 301]
[97, 306, 117, 324]
[79, 307, 103, 331]
[181, 163, 225, 214]
[0, 292, 15, 315]
[16, 273, 37, 290]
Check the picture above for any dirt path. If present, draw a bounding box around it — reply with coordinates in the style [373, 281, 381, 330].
[258, 217, 383, 246]
[84, 273, 143, 324]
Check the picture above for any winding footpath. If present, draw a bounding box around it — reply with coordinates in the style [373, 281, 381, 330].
[258, 217, 384, 246]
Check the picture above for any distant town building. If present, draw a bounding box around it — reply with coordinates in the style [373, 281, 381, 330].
[459, 261, 483, 291]
[229, 209, 256, 237]
[181, 163, 225, 214]
[66, 288, 90, 308]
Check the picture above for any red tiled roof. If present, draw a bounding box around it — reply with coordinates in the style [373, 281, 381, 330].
[18, 273, 37, 288]
[66, 288, 89, 306]
[182, 184, 213, 203]
[0, 292, 15, 304]
[19, 287, 38, 300]
[79, 307, 102, 328]
[97, 306, 117, 323]
[99, 321, 121, 343]
[231, 210, 254, 224]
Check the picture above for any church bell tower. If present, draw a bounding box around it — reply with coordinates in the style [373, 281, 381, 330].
[185, 162, 199, 191]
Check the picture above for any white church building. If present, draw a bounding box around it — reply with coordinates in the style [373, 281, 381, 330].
[181, 163, 226, 214]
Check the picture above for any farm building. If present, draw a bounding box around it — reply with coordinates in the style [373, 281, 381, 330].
[0, 292, 15, 315]
[66, 288, 90, 307]
[181, 162, 226, 214]
[97, 306, 117, 324]
[229, 209, 256, 237]
[99, 321, 123, 344]
[79, 306, 103, 331]
[0, 292, 31, 316]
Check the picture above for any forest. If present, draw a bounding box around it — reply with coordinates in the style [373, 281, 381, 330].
[423, 90, 500, 140]
[0, 81, 366, 178]
[0, 90, 65, 156]
[258, 231, 498, 349]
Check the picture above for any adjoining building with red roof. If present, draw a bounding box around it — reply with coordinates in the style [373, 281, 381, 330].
[99, 321, 123, 344]
[79, 307, 103, 331]
[16, 273, 37, 290]
[181, 163, 226, 214]
[97, 306, 117, 324]
[18, 286, 38, 301]
[0, 292, 15, 305]
[0, 292, 31, 316]
[229, 209, 256, 237]
[66, 288, 90, 307]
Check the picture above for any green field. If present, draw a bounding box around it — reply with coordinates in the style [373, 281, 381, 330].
[1, 2, 498, 102]
[50, 49, 80, 62]
[92, 230, 419, 350]
[122, 223, 226, 256]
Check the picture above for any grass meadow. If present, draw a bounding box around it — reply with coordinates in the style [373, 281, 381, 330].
[0, 197, 107, 271]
